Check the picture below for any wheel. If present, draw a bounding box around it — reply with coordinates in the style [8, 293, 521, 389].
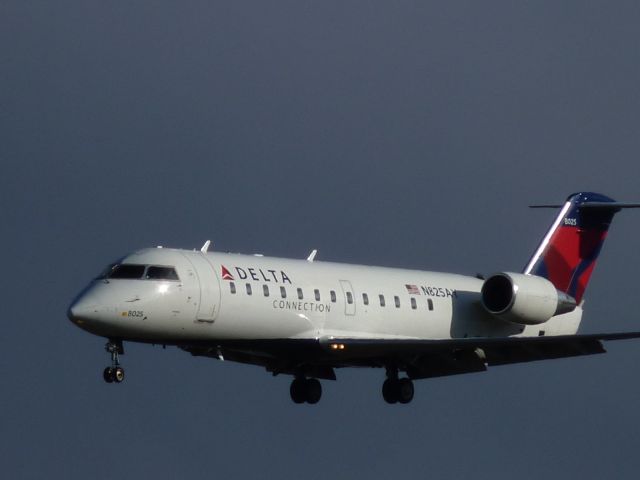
[103, 367, 114, 383]
[382, 378, 398, 404]
[305, 378, 322, 404]
[114, 367, 125, 383]
[397, 378, 414, 404]
[290, 378, 306, 404]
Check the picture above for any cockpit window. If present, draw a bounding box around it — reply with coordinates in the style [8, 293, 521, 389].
[108, 264, 146, 279]
[146, 266, 179, 281]
[101, 263, 180, 281]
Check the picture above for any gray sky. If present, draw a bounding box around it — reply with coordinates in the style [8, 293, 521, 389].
[3, 1, 640, 478]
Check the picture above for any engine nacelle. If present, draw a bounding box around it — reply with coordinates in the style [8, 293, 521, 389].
[481, 272, 576, 325]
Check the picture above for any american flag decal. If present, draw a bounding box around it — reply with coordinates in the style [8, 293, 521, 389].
[405, 284, 420, 295]
[221, 265, 234, 280]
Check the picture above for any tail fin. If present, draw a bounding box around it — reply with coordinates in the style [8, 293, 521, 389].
[524, 192, 640, 304]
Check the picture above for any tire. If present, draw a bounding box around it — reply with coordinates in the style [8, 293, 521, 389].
[305, 378, 322, 404]
[290, 378, 306, 404]
[397, 378, 414, 404]
[103, 367, 114, 383]
[114, 367, 125, 383]
[382, 379, 398, 404]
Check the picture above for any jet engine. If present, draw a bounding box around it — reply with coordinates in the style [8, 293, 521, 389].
[481, 272, 576, 325]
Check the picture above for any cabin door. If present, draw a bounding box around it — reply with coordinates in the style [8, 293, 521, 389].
[182, 253, 221, 323]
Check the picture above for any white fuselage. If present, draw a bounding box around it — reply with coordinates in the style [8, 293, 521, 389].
[69, 247, 582, 345]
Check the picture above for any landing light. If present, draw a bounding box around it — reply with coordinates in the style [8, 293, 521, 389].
[330, 343, 345, 351]
[158, 284, 169, 294]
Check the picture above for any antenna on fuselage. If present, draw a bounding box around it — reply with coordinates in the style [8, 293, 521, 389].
[201, 240, 211, 253]
[307, 249, 318, 262]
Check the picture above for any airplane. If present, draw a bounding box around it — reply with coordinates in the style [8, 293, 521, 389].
[68, 192, 640, 404]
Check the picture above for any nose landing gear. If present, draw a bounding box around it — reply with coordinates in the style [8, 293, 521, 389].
[103, 340, 125, 384]
[103, 366, 125, 383]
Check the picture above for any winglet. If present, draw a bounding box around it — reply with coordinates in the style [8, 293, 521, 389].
[201, 240, 211, 253]
[307, 249, 318, 262]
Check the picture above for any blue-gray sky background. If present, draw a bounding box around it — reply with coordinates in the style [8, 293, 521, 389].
[2, 1, 640, 478]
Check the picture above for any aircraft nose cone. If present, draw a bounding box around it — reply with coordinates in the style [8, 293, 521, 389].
[67, 296, 100, 326]
[68, 285, 120, 336]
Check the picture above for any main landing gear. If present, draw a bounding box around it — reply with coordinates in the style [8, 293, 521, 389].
[382, 368, 414, 404]
[290, 377, 322, 404]
[287, 370, 414, 405]
[103, 340, 125, 384]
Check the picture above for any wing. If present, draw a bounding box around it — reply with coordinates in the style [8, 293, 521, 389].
[183, 332, 640, 381]
[321, 332, 640, 379]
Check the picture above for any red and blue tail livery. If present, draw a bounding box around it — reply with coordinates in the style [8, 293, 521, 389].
[524, 192, 638, 304]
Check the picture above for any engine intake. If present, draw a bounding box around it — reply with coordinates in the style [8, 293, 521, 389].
[481, 272, 576, 325]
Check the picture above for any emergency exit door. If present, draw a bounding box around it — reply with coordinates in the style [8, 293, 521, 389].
[339, 280, 356, 316]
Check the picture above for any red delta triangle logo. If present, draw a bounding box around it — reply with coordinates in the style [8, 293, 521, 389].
[221, 265, 234, 281]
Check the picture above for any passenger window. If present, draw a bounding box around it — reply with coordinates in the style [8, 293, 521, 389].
[330, 290, 336, 302]
[314, 289, 320, 301]
[379, 294, 385, 307]
[427, 298, 434, 311]
[246, 284, 252, 295]
[297, 288, 304, 300]
[363, 293, 369, 305]
[394, 296, 400, 308]
[411, 297, 417, 310]
[146, 266, 179, 281]
[230, 282, 236, 294]
[109, 264, 146, 279]
[346, 292, 353, 304]
[280, 286, 287, 299]
[263, 285, 269, 297]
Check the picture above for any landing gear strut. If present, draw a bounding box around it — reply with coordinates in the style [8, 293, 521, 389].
[103, 340, 125, 384]
[382, 368, 414, 404]
[290, 377, 322, 404]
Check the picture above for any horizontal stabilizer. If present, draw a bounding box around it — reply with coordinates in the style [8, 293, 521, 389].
[530, 202, 640, 209]
[580, 202, 640, 209]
